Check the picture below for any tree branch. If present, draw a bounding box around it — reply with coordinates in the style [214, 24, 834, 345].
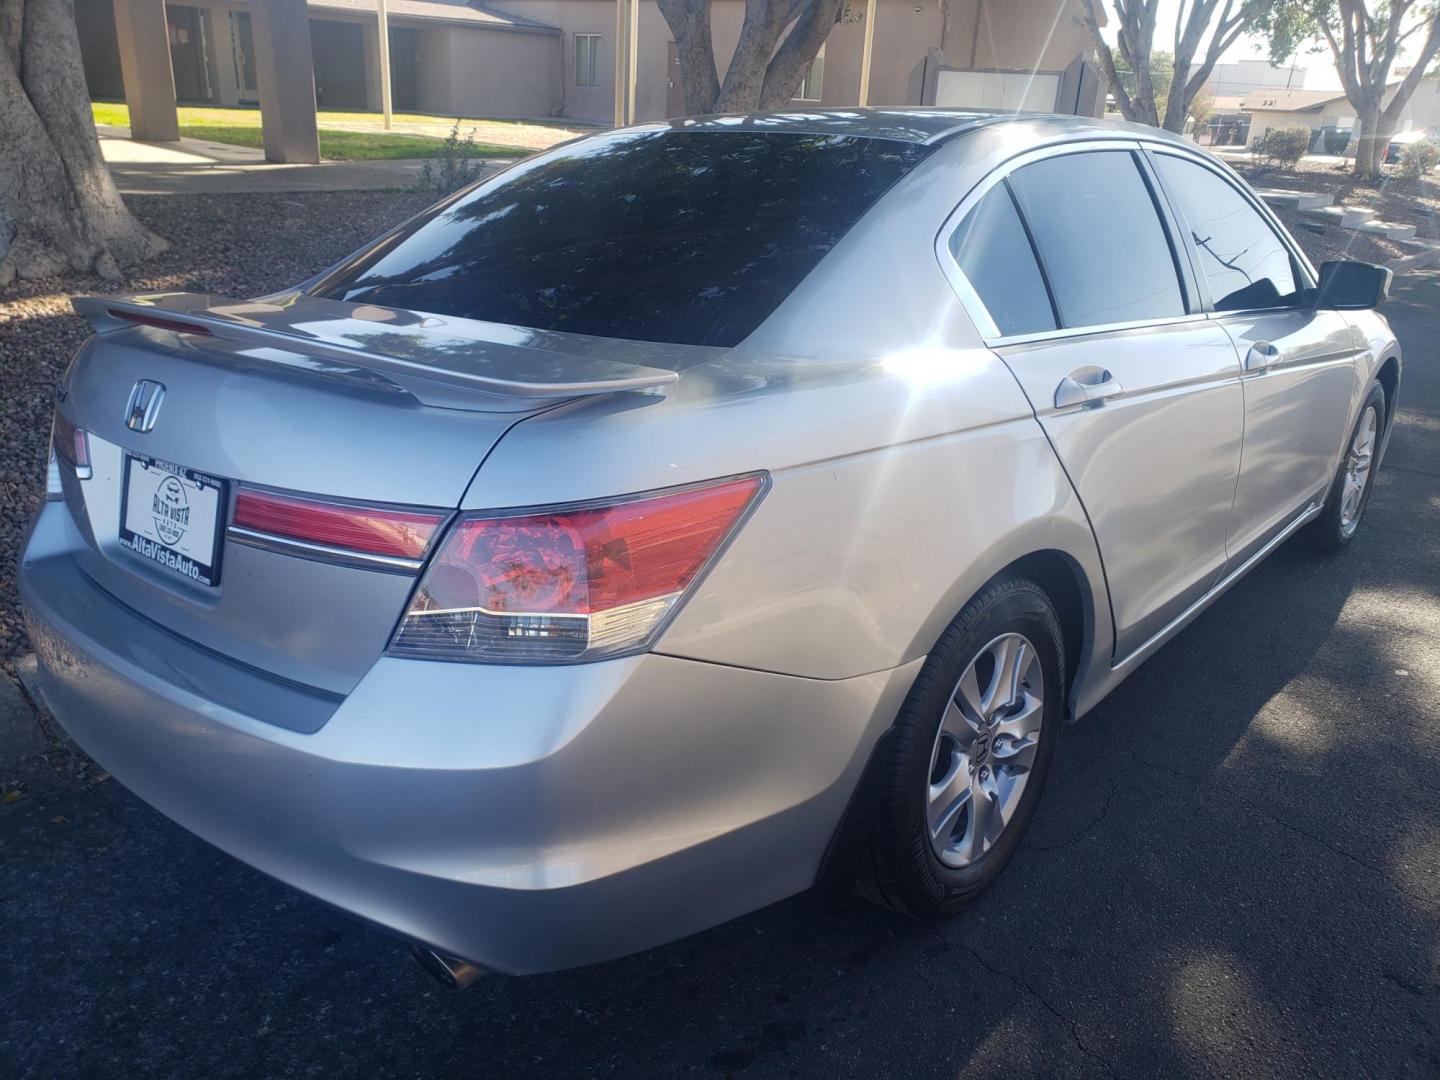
[758, 0, 842, 108]
[1079, 0, 1140, 121]
[1379, 8, 1440, 127]
[656, 0, 722, 112]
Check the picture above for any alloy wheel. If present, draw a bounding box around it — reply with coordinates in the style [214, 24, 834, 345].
[926, 632, 1045, 868]
[1340, 404, 1379, 537]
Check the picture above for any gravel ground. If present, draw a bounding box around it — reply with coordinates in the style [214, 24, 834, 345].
[1238, 159, 1440, 241]
[1270, 205, 1408, 266]
[0, 191, 435, 663]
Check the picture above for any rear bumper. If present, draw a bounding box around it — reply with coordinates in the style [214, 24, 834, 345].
[19, 501, 918, 975]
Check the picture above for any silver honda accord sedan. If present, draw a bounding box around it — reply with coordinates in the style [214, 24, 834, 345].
[20, 110, 1399, 982]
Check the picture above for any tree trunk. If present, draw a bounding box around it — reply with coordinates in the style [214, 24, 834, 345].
[1353, 101, 1385, 179]
[712, 0, 791, 112]
[656, 0, 720, 114]
[758, 0, 841, 107]
[658, 0, 835, 115]
[0, 0, 165, 287]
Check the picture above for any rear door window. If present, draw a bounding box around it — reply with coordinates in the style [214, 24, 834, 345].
[1007, 151, 1187, 329]
[1151, 153, 1301, 311]
[314, 131, 931, 348]
[949, 185, 1058, 336]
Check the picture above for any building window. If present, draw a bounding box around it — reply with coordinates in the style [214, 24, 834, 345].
[576, 34, 601, 87]
[797, 45, 825, 101]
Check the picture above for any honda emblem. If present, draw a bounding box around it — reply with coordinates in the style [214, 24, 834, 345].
[125, 380, 166, 433]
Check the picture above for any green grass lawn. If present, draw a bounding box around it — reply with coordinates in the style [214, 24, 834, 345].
[92, 102, 530, 160]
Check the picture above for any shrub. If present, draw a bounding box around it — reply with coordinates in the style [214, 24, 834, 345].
[414, 121, 487, 196]
[1256, 126, 1312, 168]
[1399, 139, 1439, 179]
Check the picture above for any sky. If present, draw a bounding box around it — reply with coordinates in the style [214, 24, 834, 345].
[1097, 0, 1346, 91]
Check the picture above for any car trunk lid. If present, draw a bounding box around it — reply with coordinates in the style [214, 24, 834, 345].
[55, 291, 685, 696]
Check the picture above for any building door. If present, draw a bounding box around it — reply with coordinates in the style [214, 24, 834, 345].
[390, 27, 419, 112]
[166, 5, 212, 103]
[666, 42, 685, 117]
[230, 11, 260, 105]
[310, 20, 368, 110]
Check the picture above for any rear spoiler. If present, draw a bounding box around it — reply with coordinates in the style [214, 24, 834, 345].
[72, 292, 680, 407]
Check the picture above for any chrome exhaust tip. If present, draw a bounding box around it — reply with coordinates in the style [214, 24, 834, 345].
[409, 945, 488, 990]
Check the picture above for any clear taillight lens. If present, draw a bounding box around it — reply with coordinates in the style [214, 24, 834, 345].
[45, 440, 63, 500]
[388, 474, 766, 664]
[51, 411, 91, 484]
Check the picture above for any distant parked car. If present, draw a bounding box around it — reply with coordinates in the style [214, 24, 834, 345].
[21, 110, 1401, 985]
[1385, 128, 1431, 163]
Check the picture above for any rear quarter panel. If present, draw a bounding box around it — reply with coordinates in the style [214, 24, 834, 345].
[463, 132, 1115, 682]
[465, 346, 1107, 680]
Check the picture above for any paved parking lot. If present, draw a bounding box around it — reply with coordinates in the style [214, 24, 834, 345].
[1, 274, 1437, 1079]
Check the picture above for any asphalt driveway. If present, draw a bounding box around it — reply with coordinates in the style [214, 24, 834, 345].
[2, 275, 1437, 1079]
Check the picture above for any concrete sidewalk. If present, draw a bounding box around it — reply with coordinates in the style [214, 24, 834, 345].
[98, 126, 508, 195]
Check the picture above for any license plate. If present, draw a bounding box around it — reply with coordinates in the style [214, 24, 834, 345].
[120, 455, 227, 587]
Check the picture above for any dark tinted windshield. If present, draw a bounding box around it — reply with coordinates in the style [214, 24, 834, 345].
[315, 130, 931, 348]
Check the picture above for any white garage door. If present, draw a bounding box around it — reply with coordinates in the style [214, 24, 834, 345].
[935, 69, 1061, 112]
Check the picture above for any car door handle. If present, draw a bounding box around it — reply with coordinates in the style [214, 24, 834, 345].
[1245, 341, 1282, 372]
[1054, 369, 1123, 409]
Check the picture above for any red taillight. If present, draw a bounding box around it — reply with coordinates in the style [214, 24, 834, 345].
[389, 474, 766, 663]
[52, 411, 91, 479]
[107, 309, 213, 336]
[233, 488, 445, 561]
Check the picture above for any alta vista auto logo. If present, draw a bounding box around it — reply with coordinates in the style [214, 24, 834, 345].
[152, 475, 191, 545]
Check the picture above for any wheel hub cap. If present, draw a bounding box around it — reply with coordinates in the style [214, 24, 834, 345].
[1340, 405, 1378, 536]
[926, 632, 1045, 869]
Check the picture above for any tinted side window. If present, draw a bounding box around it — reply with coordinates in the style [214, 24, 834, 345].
[1153, 154, 1299, 311]
[949, 185, 1057, 336]
[314, 131, 930, 348]
[1007, 152, 1186, 329]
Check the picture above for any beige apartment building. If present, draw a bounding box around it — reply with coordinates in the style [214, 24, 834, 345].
[1243, 77, 1440, 150]
[78, 0, 1102, 160]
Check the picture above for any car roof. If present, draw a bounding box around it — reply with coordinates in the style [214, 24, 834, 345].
[627, 108, 1200, 148]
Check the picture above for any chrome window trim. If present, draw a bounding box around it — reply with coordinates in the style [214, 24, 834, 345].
[226, 526, 426, 575]
[935, 138, 1203, 347]
[991, 311, 1213, 350]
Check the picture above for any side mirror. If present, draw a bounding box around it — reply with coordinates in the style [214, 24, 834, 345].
[1314, 260, 1392, 310]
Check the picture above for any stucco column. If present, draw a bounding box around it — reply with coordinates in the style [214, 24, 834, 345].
[250, 0, 321, 164]
[112, 0, 180, 142]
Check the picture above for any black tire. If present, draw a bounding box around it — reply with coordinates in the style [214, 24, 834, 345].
[857, 575, 1065, 917]
[1307, 382, 1386, 552]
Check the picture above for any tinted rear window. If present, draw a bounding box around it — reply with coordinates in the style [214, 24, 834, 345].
[315, 131, 931, 348]
[1007, 151, 1187, 329]
[949, 184, 1057, 336]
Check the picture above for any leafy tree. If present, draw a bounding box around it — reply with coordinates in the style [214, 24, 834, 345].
[1079, 0, 1272, 132]
[1187, 86, 1216, 129]
[1114, 48, 1176, 119]
[658, 0, 842, 114]
[1256, 125, 1314, 166]
[1400, 137, 1439, 175]
[1260, 0, 1440, 177]
[414, 123, 487, 196]
[0, 0, 165, 285]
